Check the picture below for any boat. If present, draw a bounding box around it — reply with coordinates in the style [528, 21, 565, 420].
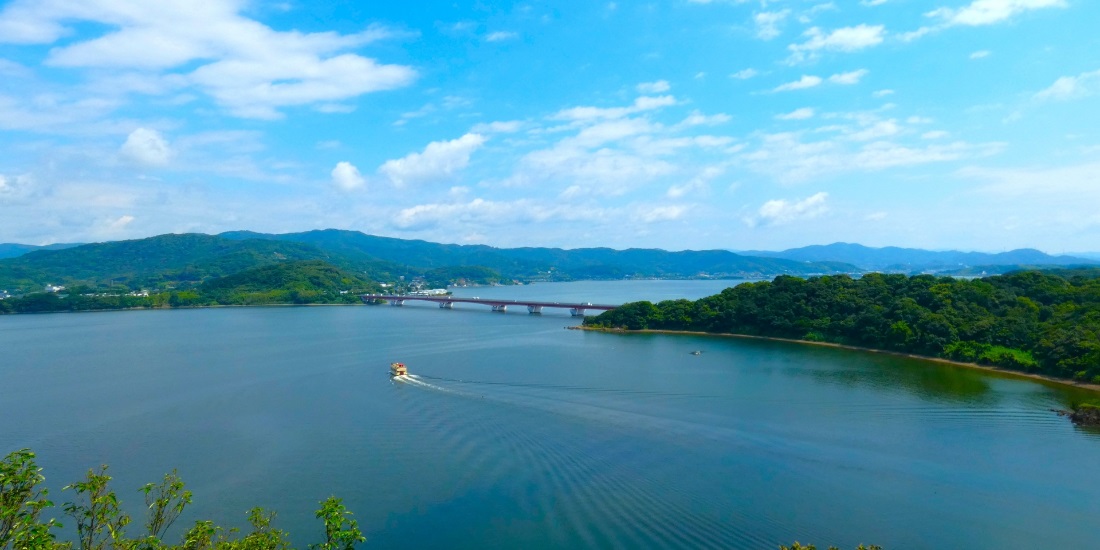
[390, 362, 407, 377]
[689, 350, 702, 355]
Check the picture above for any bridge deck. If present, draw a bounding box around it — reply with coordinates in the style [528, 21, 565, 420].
[360, 294, 618, 311]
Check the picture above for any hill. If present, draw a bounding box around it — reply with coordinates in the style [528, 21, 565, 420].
[219, 229, 858, 280]
[741, 242, 1098, 272]
[0, 233, 402, 294]
[585, 268, 1100, 385]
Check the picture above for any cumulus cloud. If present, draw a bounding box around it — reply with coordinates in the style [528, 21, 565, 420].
[776, 107, 815, 120]
[551, 95, 677, 121]
[331, 161, 366, 191]
[903, 0, 1066, 42]
[0, 0, 416, 119]
[740, 131, 1003, 183]
[379, 133, 487, 187]
[636, 80, 671, 93]
[787, 24, 885, 63]
[970, 50, 991, 59]
[120, 128, 172, 166]
[471, 120, 523, 134]
[1034, 69, 1100, 101]
[774, 75, 823, 92]
[752, 192, 829, 226]
[730, 68, 758, 80]
[754, 10, 791, 40]
[485, 31, 518, 42]
[928, 0, 1066, 26]
[829, 69, 869, 85]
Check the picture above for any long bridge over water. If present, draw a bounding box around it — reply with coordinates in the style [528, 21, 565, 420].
[360, 294, 618, 316]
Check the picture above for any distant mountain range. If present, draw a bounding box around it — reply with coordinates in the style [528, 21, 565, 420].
[4, 232, 1097, 294]
[0, 230, 856, 294]
[0, 242, 82, 260]
[739, 242, 1100, 272]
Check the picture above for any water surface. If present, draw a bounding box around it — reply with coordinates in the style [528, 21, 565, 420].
[2, 281, 1097, 549]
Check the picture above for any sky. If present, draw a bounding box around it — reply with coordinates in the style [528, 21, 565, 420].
[1, 0, 1098, 253]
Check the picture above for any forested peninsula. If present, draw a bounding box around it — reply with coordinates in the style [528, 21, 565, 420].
[583, 269, 1100, 386]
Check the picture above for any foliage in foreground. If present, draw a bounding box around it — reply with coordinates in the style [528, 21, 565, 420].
[1, 449, 364, 550]
[780, 544, 882, 550]
[584, 269, 1100, 384]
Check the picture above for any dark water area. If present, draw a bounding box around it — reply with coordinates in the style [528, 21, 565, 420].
[2, 281, 1098, 549]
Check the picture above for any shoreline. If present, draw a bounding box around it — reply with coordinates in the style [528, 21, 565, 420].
[572, 325, 1100, 394]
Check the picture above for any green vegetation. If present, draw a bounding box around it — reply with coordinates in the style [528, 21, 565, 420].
[1, 449, 364, 550]
[780, 544, 881, 550]
[584, 269, 1100, 384]
[0, 261, 379, 314]
[422, 265, 507, 288]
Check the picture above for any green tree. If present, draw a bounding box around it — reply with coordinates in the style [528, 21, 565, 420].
[1, 449, 62, 550]
[309, 498, 364, 550]
[62, 466, 131, 550]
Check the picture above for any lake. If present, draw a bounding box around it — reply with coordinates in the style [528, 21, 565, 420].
[2, 280, 1098, 549]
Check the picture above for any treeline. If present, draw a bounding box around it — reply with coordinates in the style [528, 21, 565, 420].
[0, 261, 378, 315]
[584, 270, 1100, 384]
[1, 449, 364, 550]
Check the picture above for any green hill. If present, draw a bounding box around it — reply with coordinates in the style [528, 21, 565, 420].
[197, 260, 380, 306]
[0, 234, 404, 294]
[585, 269, 1100, 384]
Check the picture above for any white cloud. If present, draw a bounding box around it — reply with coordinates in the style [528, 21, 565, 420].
[731, 68, 758, 80]
[922, 130, 949, 139]
[865, 211, 888, 221]
[862, 0, 889, 5]
[787, 24, 885, 63]
[104, 214, 135, 232]
[1034, 69, 1100, 101]
[754, 10, 791, 40]
[639, 205, 689, 223]
[772, 70, 864, 92]
[637, 80, 671, 94]
[0, 0, 416, 119]
[776, 107, 815, 120]
[774, 75, 823, 92]
[970, 50, 991, 59]
[331, 161, 366, 191]
[740, 131, 1004, 183]
[676, 111, 731, 127]
[828, 69, 869, 85]
[471, 120, 524, 134]
[928, 0, 1066, 27]
[873, 89, 895, 98]
[486, 31, 518, 42]
[752, 192, 829, 226]
[552, 95, 677, 121]
[379, 133, 487, 187]
[120, 128, 172, 166]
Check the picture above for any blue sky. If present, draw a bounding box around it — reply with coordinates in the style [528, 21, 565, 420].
[1, 0, 1098, 252]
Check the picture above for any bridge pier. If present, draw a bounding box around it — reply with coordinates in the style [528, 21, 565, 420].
[439, 301, 454, 309]
[491, 304, 508, 313]
[570, 307, 586, 317]
[527, 305, 543, 314]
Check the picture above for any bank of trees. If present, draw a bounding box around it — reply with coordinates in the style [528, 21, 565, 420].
[0, 262, 377, 315]
[1, 449, 364, 550]
[584, 270, 1100, 384]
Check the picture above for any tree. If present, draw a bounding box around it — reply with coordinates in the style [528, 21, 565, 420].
[310, 498, 364, 550]
[1, 449, 61, 550]
[62, 466, 131, 550]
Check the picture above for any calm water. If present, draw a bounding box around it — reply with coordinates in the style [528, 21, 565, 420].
[2, 280, 1098, 549]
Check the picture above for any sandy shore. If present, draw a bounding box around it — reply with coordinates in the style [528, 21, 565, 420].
[571, 325, 1100, 394]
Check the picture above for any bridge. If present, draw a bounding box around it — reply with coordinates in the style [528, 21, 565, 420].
[360, 294, 618, 316]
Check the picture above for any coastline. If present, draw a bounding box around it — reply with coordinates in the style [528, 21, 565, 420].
[571, 325, 1100, 394]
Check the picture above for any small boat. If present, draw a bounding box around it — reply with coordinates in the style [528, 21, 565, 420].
[390, 362, 408, 377]
[689, 350, 702, 355]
